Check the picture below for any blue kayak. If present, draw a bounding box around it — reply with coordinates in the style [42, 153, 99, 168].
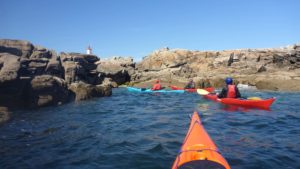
[127, 87, 185, 93]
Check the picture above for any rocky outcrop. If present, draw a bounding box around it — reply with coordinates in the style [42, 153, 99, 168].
[61, 52, 100, 85]
[20, 47, 62, 77]
[0, 53, 21, 82]
[23, 75, 70, 108]
[0, 39, 34, 58]
[289, 44, 300, 69]
[45, 51, 64, 77]
[0, 52, 28, 107]
[255, 79, 300, 91]
[132, 45, 300, 91]
[69, 82, 112, 101]
[101, 77, 118, 88]
[0, 39, 112, 112]
[96, 56, 135, 86]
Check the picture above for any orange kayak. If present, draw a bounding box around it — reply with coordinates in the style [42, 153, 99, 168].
[172, 112, 230, 169]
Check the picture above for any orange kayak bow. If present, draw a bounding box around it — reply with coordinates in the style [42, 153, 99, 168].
[172, 112, 230, 169]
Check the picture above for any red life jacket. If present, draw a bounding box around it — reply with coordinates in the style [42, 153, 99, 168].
[227, 85, 236, 98]
[152, 83, 162, 90]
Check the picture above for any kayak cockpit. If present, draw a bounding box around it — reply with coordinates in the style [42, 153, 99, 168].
[178, 160, 227, 169]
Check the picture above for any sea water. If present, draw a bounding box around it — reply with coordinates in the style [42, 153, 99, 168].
[0, 88, 300, 169]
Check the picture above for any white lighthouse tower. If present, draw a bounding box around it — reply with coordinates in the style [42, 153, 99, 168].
[86, 45, 92, 55]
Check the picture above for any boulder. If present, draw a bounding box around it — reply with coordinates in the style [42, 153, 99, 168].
[96, 56, 135, 85]
[63, 61, 77, 84]
[69, 82, 112, 101]
[45, 50, 64, 78]
[273, 54, 285, 65]
[61, 52, 99, 69]
[61, 52, 100, 84]
[0, 53, 20, 82]
[26, 59, 49, 76]
[102, 77, 118, 88]
[30, 46, 52, 59]
[0, 53, 30, 108]
[97, 63, 131, 84]
[0, 39, 34, 58]
[137, 49, 189, 71]
[24, 75, 70, 108]
[0, 107, 10, 125]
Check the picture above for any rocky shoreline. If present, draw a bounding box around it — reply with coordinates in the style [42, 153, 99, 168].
[1, 39, 300, 124]
[131, 45, 300, 91]
[0, 39, 115, 124]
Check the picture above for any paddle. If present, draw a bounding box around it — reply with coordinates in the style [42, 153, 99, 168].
[197, 89, 210, 95]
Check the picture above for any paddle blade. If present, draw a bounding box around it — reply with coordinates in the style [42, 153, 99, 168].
[197, 89, 210, 95]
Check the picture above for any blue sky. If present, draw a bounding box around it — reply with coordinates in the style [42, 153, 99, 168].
[1, 0, 299, 61]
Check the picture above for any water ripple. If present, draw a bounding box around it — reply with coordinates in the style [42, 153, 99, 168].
[0, 88, 300, 169]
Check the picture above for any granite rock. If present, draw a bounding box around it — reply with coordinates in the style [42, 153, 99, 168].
[69, 82, 112, 101]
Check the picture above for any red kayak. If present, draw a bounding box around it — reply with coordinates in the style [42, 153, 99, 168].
[203, 94, 218, 101]
[219, 97, 276, 109]
[172, 112, 231, 169]
[203, 94, 275, 109]
[170, 85, 214, 93]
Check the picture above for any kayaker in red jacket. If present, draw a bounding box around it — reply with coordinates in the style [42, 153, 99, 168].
[151, 80, 162, 90]
[218, 77, 241, 98]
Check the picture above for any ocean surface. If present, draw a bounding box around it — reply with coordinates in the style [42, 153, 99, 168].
[1, 88, 300, 169]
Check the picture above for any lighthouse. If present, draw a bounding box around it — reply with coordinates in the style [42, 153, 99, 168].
[86, 45, 92, 55]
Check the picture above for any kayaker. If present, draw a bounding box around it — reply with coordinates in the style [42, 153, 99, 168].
[218, 77, 241, 98]
[151, 79, 162, 90]
[184, 79, 195, 89]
